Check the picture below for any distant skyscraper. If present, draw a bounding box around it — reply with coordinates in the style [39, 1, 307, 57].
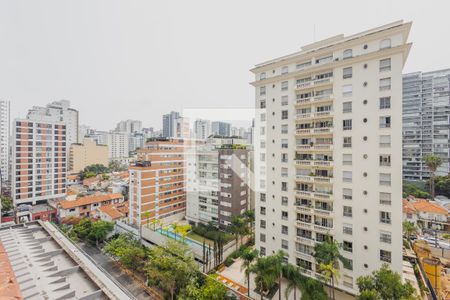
[27, 100, 79, 146]
[403, 69, 450, 181]
[162, 111, 180, 137]
[194, 119, 211, 139]
[105, 132, 129, 160]
[115, 120, 142, 134]
[0, 100, 10, 184]
[211, 121, 231, 136]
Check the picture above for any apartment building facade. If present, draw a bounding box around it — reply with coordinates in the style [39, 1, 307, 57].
[251, 21, 411, 294]
[194, 119, 211, 140]
[186, 138, 249, 227]
[162, 111, 180, 138]
[128, 139, 186, 228]
[27, 100, 79, 146]
[12, 119, 67, 205]
[403, 69, 450, 181]
[211, 121, 231, 136]
[69, 138, 109, 173]
[0, 100, 10, 185]
[115, 119, 142, 134]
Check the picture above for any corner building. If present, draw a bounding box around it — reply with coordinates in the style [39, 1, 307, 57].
[251, 21, 411, 294]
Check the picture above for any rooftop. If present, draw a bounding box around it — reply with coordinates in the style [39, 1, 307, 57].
[98, 202, 129, 220]
[59, 193, 123, 210]
[412, 199, 448, 215]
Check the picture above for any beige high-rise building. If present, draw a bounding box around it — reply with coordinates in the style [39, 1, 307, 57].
[251, 21, 411, 295]
[69, 138, 108, 173]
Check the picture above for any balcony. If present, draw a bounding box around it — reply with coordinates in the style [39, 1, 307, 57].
[296, 111, 333, 121]
[295, 159, 312, 166]
[295, 190, 313, 198]
[313, 93, 334, 103]
[314, 223, 333, 234]
[295, 97, 312, 106]
[295, 175, 333, 185]
[295, 127, 333, 136]
[295, 144, 333, 152]
[313, 191, 333, 200]
[295, 251, 314, 261]
[314, 208, 333, 217]
[296, 220, 313, 230]
[295, 81, 313, 90]
[296, 205, 313, 214]
[313, 160, 333, 167]
[313, 77, 333, 87]
[295, 236, 315, 246]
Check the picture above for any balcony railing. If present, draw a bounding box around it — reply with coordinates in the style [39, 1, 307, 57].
[296, 220, 313, 229]
[296, 81, 312, 89]
[296, 205, 313, 213]
[313, 77, 333, 86]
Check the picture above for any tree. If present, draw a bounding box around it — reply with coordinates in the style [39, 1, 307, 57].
[0, 194, 13, 212]
[249, 252, 285, 299]
[87, 220, 114, 246]
[180, 276, 228, 300]
[145, 240, 198, 300]
[313, 235, 350, 300]
[73, 218, 93, 240]
[243, 209, 255, 239]
[356, 264, 415, 300]
[300, 278, 328, 300]
[403, 182, 429, 199]
[104, 234, 145, 271]
[241, 248, 258, 297]
[283, 263, 302, 300]
[229, 216, 247, 250]
[424, 154, 442, 200]
[79, 163, 110, 179]
[109, 160, 128, 172]
[402, 221, 418, 240]
[434, 175, 450, 198]
[142, 211, 151, 228]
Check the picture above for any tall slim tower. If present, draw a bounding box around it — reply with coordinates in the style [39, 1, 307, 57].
[251, 21, 411, 295]
[0, 100, 10, 185]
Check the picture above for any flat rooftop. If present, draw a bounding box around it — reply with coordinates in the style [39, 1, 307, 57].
[0, 221, 134, 300]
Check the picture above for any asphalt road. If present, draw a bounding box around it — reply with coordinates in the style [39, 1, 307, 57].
[79, 242, 154, 300]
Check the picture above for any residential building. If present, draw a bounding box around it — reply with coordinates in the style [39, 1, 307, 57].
[129, 132, 145, 152]
[97, 201, 129, 222]
[69, 138, 109, 173]
[194, 119, 211, 139]
[175, 117, 191, 138]
[27, 100, 79, 146]
[403, 198, 449, 231]
[211, 121, 231, 136]
[0, 100, 10, 185]
[12, 118, 67, 205]
[15, 203, 57, 223]
[186, 137, 249, 227]
[403, 69, 450, 181]
[162, 111, 180, 138]
[251, 21, 411, 294]
[128, 139, 186, 228]
[105, 131, 129, 160]
[78, 124, 92, 142]
[57, 193, 124, 219]
[115, 119, 142, 134]
[231, 127, 246, 138]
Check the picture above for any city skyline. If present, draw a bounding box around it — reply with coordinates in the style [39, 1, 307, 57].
[2, 1, 450, 130]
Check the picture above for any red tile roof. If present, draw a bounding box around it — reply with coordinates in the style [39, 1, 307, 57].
[412, 199, 448, 215]
[403, 199, 417, 214]
[59, 193, 123, 209]
[98, 202, 128, 220]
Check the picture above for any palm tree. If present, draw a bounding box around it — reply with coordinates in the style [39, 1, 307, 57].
[424, 154, 442, 200]
[243, 209, 255, 239]
[403, 221, 418, 240]
[170, 222, 180, 242]
[283, 263, 302, 300]
[241, 248, 258, 297]
[273, 251, 285, 300]
[318, 262, 340, 300]
[150, 218, 159, 231]
[249, 256, 279, 299]
[142, 211, 151, 228]
[229, 216, 246, 250]
[313, 235, 350, 300]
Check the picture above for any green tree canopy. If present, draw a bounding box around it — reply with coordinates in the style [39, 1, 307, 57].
[356, 264, 415, 300]
[1, 194, 13, 212]
[104, 234, 145, 270]
[80, 163, 110, 179]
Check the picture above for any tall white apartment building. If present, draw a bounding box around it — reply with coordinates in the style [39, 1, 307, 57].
[0, 100, 10, 185]
[251, 21, 411, 295]
[12, 118, 67, 205]
[403, 69, 450, 181]
[27, 100, 79, 146]
[194, 119, 211, 139]
[105, 132, 129, 160]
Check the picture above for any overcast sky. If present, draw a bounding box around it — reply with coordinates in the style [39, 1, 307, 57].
[1, 1, 449, 130]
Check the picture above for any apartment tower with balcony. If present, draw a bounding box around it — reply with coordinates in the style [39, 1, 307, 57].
[0, 100, 10, 187]
[251, 21, 411, 295]
[128, 138, 186, 228]
[186, 137, 249, 228]
[403, 69, 450, 181]
[12, 119, 67, 206]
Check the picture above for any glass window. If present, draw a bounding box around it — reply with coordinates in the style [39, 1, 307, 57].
[379, 78, 391, 91]
[380, 250, 391, 262]
[380, 116, 391, 128]
[281, 66, 289, 75]
[343, 188, 352, 200]
[380, 173, 391, 186]
[281, 125, 288, 134]
[260, 86, 266, 96]
[380, 192, 391, 205]
[260, 72, 266, 80]
[379, 97, 391, 109]
[281, 110, 288, 120]
[343, 171, 352, 183]
[343, 241, 353, 252]
[380, 231, 392, 244]
[281, 95, 288, 106]
[342, 84, 353, 97]
[343, 101, 352, 113]
[343, 49, 353, 59]
[281, 239, 289, 250]
[343, 154, 352, 165]
[379, 155, 391, 166]
[343, 119, 352, 130]
[343, 136, 352, 148]
[379, 58, 391, 72]
[380, 211, 391, 224]
[343, 223, 353, 235]
[281, 81, 288, 91]
[343, 206, 353, 217]
[380, 135, 391, 147]
[343, 67, 352, 79]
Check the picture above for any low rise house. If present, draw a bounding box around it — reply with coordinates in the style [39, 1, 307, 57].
[58, 193, 124, 220]
[97, 202, 129, 222]
[403, 198, 449, 231]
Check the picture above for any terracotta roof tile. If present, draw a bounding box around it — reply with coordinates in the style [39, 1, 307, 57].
[98, 202, 128, 220]
[403, 199, 417, 214]
[59, 193, 123, 210]
[412, 199, 448, 215]
[0, 242, 22, 299]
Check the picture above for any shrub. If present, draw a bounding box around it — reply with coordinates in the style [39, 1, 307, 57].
[224, 256, 234, 267]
